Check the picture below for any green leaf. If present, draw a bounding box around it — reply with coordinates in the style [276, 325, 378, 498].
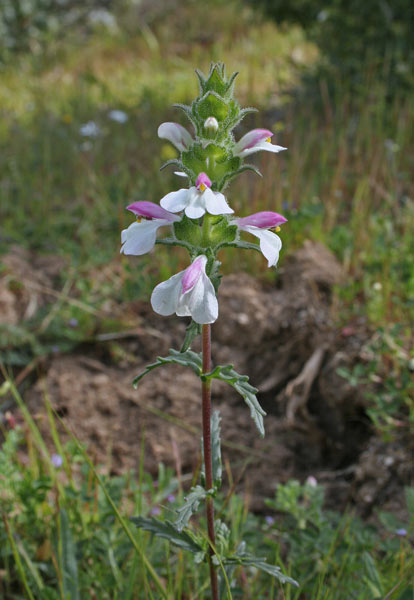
[181, 320, 202, 352]
[173, 103, 199, 132]
[404, 486, 414, 515]
[204, 65, 228, 96]
[205, 365, 266, 437]
[56, 509, 80, 600]
[174, 485, 209, 531]
[224, 70, 239, 97]
[362, 552, 384, 597]
[209, 216, 237, 246]
[195, 91, 230, 122]
[224, 550, 298, 587]
[396, 589, 414, 600]
[174, 214, 202, 246]
[201, 410, 222, 488]
[211, 410, 222, 487]
[225, 106, 258, 131]
[219, 163, 262, 190]
[195, 68, 207, 93]
[133, 349, 202, 387]
[216, 239, 262, 254]
[131, 517, 203, 554]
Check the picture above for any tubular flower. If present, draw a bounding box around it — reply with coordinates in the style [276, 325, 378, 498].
[151, 255, 218, 324]
[234, 129, 286, 158]
[160, 172, 233, 219]
[121, 201, 180, 256]
[235, 211, 287, 267]
[158, 122, 193, 152]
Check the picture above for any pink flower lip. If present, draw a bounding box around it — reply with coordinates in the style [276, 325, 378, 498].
[181, 256, 205, 293]
[196, 172, 212, 190]
[127, 201, 179, 222]
[236, 211, 287, 229]
[243, 129, 273, 150]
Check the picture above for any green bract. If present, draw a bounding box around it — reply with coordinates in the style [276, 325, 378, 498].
[165, 63, 259, 190]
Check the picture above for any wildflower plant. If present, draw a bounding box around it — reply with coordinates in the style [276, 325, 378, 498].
[122, 63, 297, 597]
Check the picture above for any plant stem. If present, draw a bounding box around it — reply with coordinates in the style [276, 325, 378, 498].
[202, 323, 219, 600]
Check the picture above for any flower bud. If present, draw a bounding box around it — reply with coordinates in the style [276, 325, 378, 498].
[204, 116, 219, 133]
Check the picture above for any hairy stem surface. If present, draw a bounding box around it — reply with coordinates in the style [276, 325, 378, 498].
[202, 324, 219, 600]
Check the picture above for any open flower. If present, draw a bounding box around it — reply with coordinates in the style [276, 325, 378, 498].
[234, 129, 286, 158]
[151, 255, 218, 324]
[235, 211, 287, 267]
[158, 122, 193, 152]
[121, 201, 180, 256]
[160, 173, 233, 219]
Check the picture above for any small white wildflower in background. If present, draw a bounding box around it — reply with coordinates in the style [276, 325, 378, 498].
[79, 121, 101, 138]
[384, 139, 400, 153]
[80, 141, 93, 152]
[88, 9, 117, 30]
[373, 282, 382, 291]
[108, 110, 128, 124]
[306, 476, 318, 487]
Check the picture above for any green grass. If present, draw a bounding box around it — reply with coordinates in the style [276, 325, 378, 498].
[1, 380, 413, 599]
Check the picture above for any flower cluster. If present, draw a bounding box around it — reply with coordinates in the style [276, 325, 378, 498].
[121, 63, 287, 325]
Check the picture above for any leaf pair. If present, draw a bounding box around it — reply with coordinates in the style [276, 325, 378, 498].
[133, 349, 266, 437]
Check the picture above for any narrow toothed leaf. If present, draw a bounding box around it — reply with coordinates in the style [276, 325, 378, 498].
[219, 164, 262, 191]
[195, 69, 207, 93]
[173, 103, 199, 132]
[204, 365, 266, 437]
[133, 349, 202, 387]
[223, 551, 298, 586]
[181, 320, 202, 352]
[131, 518, 203, 554]
[174, 486, 210, 531]
[211, 411, 222, 487]
[224, 71, 239, 97]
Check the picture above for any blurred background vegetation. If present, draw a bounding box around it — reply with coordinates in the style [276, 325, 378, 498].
[0, 0, 413, 598]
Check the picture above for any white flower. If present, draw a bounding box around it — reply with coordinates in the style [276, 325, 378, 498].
[160, 172, 233, 219]
[108, 109, 128, 123]
[235, 211, 287, 267]
[234, 129, 286, 158]
[79, 121, 101, 137]
[120, 201, 179, 256]
[204, 116, 219, 133]
[88, 9, 117, 29]
[151, 255, 218, 324]
[158, 122, 193, 152]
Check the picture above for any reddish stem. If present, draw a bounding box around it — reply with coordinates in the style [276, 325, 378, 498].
[202, 324, 219, 600]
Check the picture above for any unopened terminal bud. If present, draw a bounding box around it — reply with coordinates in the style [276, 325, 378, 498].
[204, 117, 219, 133]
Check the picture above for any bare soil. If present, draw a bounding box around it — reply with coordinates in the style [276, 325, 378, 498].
[1, 243, 412, 520]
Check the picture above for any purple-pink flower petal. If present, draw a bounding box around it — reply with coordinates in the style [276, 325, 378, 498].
[127, 201, 179, 222]
[237, 129, 273, 151]
[196, 172, 212, 190]
[181, 255, 205, 293]
[236, 211, 287, 229]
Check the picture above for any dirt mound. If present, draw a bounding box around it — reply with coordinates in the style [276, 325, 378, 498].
[4, 241, 411, 515]
[0, 245, 66, 324]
